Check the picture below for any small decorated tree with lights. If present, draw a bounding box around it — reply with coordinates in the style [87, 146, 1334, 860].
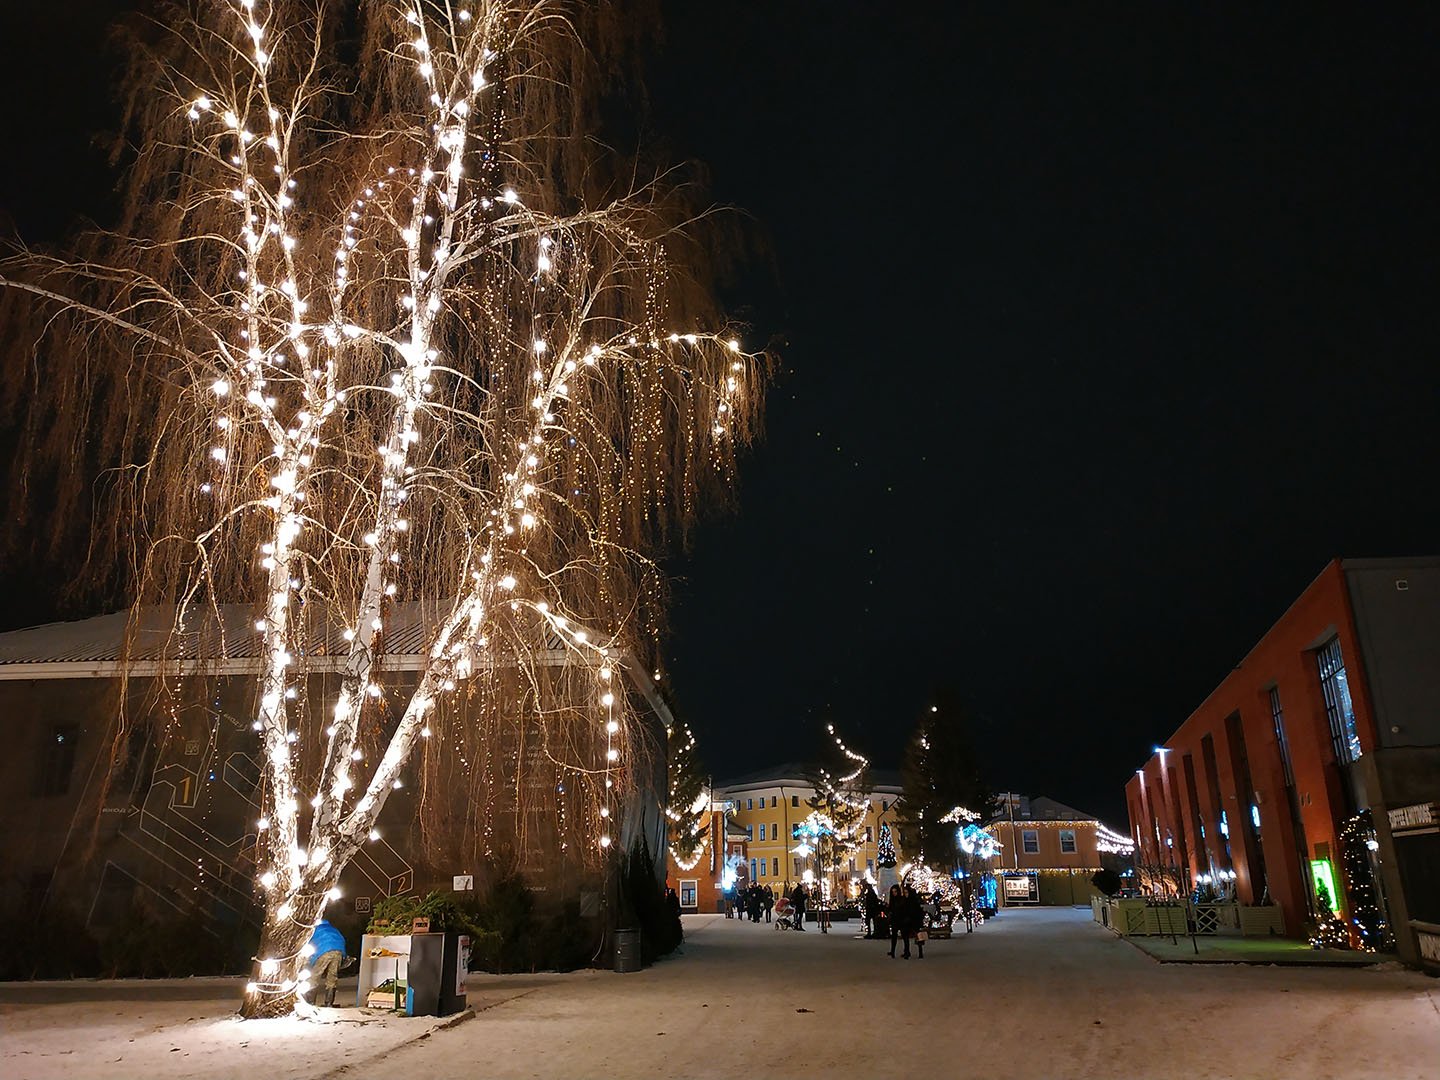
[2, 0, 765, 1018]
[666, 721, 710, 871]
[804, 723, 870, 897]
[876, 822, 897, 869]
[1308, 881, 1349, 950]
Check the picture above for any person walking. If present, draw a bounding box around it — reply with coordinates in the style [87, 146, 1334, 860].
[907, 884, 928, 959]
[862, 881, 881, 939]
[886, 883, 904, 957]
[763, 885, 775, 923]
[307, 917, 348, 1007]
[790, 882, 808, 931]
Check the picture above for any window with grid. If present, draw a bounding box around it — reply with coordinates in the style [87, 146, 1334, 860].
[1022, 829, 1039, 853]
[1316, 639, 1362, 764]
[1269, 686, 1295, 786]
[1059, 829, 1077, 853]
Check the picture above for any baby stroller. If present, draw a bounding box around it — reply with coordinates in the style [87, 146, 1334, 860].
[773, 897, 800, 930]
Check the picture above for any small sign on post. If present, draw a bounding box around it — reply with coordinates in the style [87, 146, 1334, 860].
[453, 874, 474, 892]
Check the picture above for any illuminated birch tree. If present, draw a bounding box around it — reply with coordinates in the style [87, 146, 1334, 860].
[1, 0, 764, 1018]
[804, 723, 870, 895]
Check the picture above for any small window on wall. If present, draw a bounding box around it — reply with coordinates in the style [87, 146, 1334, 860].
[680, 880, 697, 908]
[1059, 829, 1077, 853]
[792, 824, 801, 839]
[866, 826, 874, 842]
[758, 824, 766, 841]
[750, 858, 757, 880]
[1022, 829, 1039, 854]
[792, 795, 800, 807]
[37, 724, 79, 797]
[772, 858, 779, 876]
[747, 798, 753, 810]
[771, 796, 777, 808]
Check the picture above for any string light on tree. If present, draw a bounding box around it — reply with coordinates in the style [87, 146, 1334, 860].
[1, 0, 769, 1020]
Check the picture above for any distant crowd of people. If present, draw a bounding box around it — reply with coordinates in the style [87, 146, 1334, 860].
[724, 877, 946, 957]
[726, 881, 778, 922]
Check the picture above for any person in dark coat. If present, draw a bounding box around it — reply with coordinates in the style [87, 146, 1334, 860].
[906, 884, 928, 959]
[886, 883, 905, 957]
[862, 882, 881, 938]
[748, 883, 762, 922]
[790, 883, 808, 931]
[763, 885, 775, 923]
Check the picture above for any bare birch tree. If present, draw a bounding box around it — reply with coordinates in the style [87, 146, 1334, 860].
[1, 0, 765, 1018]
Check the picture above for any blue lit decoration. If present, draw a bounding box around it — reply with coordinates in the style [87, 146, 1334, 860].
[958, 823, 1001, 861]
[977, 874, 998, 910]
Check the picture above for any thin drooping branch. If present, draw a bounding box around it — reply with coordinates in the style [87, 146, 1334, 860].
[1, 0, 768, 1019]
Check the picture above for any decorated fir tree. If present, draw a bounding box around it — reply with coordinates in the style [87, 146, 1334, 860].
[666, 722, 710, 870]
[1309, 880, 1350, 950]
[877, 822, 897, 868]
[1339, 810, 1391, 952]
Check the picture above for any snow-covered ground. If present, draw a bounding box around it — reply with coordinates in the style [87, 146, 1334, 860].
[0, 973, 535, 1080]
[3, 909, 1437, 1078]
[383, 908, 1440, 1079]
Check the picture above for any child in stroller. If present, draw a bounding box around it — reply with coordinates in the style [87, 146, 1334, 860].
[773, 896, 800, 930]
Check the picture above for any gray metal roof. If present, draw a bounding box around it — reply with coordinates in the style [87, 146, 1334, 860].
[0, 602, 575, 679]
[715, 762, 903, 794]
[989, 794, 1098, 823]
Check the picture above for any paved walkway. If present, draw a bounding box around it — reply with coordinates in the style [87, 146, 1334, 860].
[380, 906, 1440, 1079]
[4, 908, 1437, 1078]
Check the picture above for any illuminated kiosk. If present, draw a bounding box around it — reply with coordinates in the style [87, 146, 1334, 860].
[357, 930, 470, 1016]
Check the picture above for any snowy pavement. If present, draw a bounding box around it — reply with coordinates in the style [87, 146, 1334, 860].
[378, 907, 1440, 1079]
[2, 908, 1437, 1078]
[0, 973, 528, 1080]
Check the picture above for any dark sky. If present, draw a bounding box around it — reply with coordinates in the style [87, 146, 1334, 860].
[3, 4, 1438, 825]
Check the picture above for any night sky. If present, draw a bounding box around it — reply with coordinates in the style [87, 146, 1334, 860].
[3, 4, 1439, 824]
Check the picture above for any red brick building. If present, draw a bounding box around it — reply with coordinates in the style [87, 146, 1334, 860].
[664, 805, 747, 914]
[1126, 558, 1440, 970]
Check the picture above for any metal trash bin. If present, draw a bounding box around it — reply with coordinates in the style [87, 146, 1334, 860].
[613, 928, 641, 973]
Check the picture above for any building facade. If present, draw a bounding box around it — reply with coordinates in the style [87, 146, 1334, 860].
[715, 764, 905, 895]
[0, 605, 671, 973]
[1125, 558, 1440, 970]
[986, 793, 1133, 906]
[663, 803, 748, 914]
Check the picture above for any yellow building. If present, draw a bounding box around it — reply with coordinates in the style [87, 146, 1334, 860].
[714, 764, 905, 895]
